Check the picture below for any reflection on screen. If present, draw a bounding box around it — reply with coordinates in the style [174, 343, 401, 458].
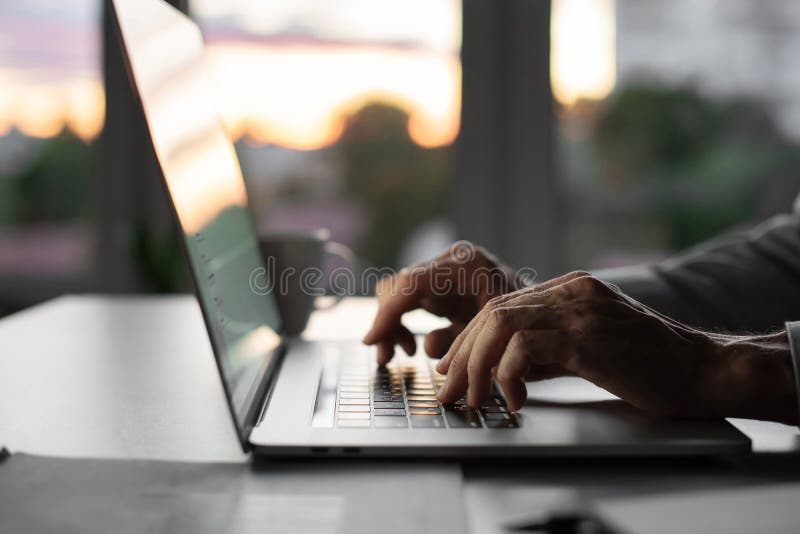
[114, 0, 281, 430]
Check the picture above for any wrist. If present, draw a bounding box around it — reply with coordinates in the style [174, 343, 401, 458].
[714, 332, 799, 425]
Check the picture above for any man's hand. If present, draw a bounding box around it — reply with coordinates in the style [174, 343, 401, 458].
[435, 271, 799, 425]
[363, 241, 518, 365]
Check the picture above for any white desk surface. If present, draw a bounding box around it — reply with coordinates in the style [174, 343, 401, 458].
[3, 295, 800, 534]
[0, 295, 797, 462]
[0, 295, 451, 461]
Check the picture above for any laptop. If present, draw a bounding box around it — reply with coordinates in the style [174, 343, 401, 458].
[112, 0, 750, 457]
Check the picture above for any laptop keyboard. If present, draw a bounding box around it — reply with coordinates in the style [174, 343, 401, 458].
[335, 353, 519, 429]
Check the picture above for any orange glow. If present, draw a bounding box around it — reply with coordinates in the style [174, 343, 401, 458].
[65, 78, 105, 141]
[164, 129, 249, 234]
[0, 68, 104, 141]
[205, 43, 461, 150]
[0, 40, 460, 151]
[551, 0, 616, 106]
[14, 86, 66, 139]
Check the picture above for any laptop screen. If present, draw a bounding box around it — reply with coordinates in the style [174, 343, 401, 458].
[113, 0, 282, 447]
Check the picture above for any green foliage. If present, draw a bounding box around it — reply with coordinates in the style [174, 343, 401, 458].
[132, 222, 188, 293]
[593, 84, 797, 249]
[10, 131, 93, 223]
[338, 103, 450, 267]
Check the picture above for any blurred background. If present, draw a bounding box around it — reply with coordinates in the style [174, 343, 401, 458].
[2, 0, 800, 316]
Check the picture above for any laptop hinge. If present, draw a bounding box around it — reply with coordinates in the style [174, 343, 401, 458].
[243, 340, 289, 438]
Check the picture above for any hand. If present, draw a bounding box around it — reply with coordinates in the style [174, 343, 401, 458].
[435, 271, 799, 425]
[363, 242, 518, 365]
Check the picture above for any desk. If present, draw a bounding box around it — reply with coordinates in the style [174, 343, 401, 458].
[2, 295, 800, 533]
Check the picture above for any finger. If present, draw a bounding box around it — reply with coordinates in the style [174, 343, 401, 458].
[500, 377, 528, 413]
[436, 271, 589, 374]
[462, 305, 568, 407]
[396, 324, 417, 356]
[363, 261, 456, 345]
[437, 305, 535, 402]
[424, 323, 463, 358]
[495, 331, 534, 410]
[376, 340, 395, 367]
[497, 329, 569, 410]
[435, 307, 485, 373]
[362, 267, 427, 345]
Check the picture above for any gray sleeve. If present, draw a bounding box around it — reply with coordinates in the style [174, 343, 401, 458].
[593, 213, 800, 333]
[784, 321, 800, 429]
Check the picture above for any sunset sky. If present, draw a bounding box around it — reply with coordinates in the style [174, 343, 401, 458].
[0, 0, 614, 149]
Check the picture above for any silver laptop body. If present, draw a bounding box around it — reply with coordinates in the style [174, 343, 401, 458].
[114, 0, 750, 457]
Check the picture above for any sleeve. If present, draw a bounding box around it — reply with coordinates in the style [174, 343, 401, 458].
[593, 213, 800, 333]
[783, 321, 800, 430]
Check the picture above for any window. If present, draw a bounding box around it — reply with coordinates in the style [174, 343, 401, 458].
[191, 0, 462, 270]
[554, 0, 800, 271]
[0, 0, 103, 283]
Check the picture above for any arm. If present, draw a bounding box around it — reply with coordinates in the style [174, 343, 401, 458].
[595, 213, 800, 333]
[434, 272, 800, 426]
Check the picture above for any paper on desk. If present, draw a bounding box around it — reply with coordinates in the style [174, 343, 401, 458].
[595, 483, 800, 534]
[0, 453, 466, 534]
[526, 376, 619, 404]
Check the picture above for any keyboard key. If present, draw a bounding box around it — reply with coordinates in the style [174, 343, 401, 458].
[443, 403, 473, 412]
[373, 378, 400, 384]
[407, 388, 435, 395]
[373, 408, 407, 416]
[374, 416, 408, 428]
[483, 412, 511, 421]
[340, 386, 369, 393]
[337, 419, 371, 428]
[337, 398, 370, 405]
[340, 392, 369, 399]
[445, 411, 482, 428]
[407, 395, 437, 402]
[372, 395, 404, 403]
[410, 408, 441, 415]
[338, 412, 370, 420]
[338, 405, 370, 413]
[372, 401, 405, 409]
[373, 386, 403, 393]
[408, 401, 439, 408]
[411, 415, 446, 428]
[484, 418, 519, 428]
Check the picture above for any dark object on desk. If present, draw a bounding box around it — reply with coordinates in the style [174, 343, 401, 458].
[508, 513, 615, 534]
[0, 453, 466, 534]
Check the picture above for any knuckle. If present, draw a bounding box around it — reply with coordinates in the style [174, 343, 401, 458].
[488, 307, 512, 330]
[571, 274, 601, 294]
[452, 348, 469, 368]
[570, 270, 592, 279]
[452, 330, 468, 347]
[485, 295, 504, 310]
[507, 330, 529, 353]
[466, 356, 482, 376]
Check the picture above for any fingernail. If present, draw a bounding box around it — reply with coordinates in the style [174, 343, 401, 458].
[437, 376, 448, 398]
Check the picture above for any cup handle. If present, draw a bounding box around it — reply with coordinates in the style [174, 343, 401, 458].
[315, 241, 358, 310]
